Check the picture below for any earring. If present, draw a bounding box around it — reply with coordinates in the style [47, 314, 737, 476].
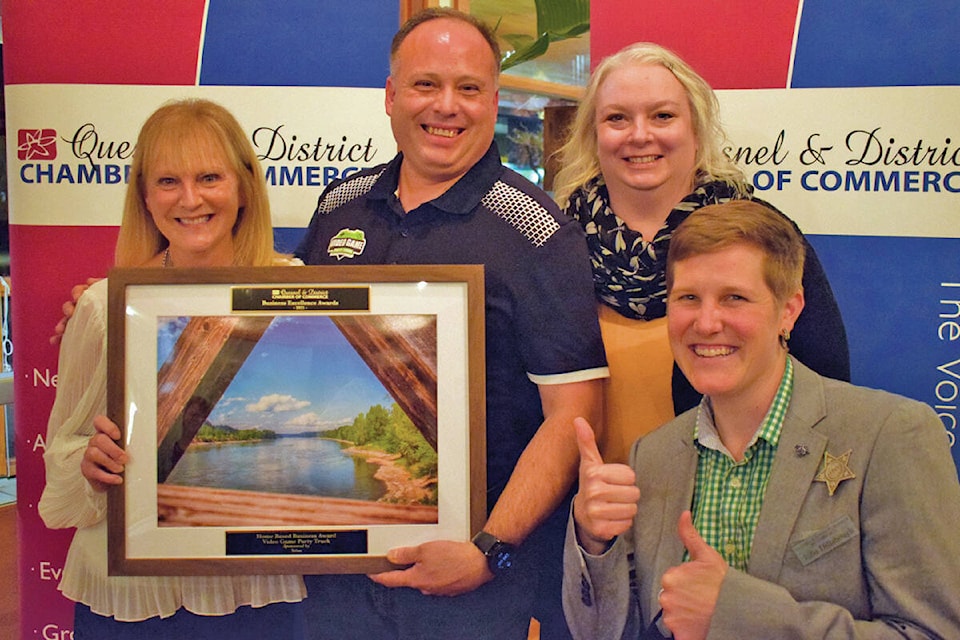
[779, 328, 791, 349]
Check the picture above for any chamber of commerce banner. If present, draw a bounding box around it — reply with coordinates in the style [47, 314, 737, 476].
[594, 0, 960, 474]
[4, 3, 397, 637]
[5, 1, 959, 638]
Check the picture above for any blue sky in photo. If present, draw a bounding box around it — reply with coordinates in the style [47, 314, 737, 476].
[158, 316, 395, 434]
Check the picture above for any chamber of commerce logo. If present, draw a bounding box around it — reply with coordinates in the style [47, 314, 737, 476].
[327, 228, 367, 260]
[18, 129, 57, 160]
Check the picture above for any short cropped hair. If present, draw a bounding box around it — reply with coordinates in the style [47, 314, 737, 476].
[390, 7, 501, 77]
[115, 98, 275, 267]
[553, 42, 747, 208]
[666, 200, 805, 303]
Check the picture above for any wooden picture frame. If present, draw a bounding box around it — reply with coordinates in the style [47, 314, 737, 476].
[106, 265, 485, 575]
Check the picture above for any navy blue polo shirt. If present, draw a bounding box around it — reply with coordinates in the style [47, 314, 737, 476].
[296, 143, 607, 508]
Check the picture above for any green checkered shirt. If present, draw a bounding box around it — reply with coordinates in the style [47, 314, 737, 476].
[688, 358, 794, 571]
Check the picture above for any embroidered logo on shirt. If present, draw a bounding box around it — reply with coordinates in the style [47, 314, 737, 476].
[814, 449, 856, 496]
[327, 228, 366, 260]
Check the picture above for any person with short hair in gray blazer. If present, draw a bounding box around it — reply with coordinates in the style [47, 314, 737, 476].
[564, 199, 960, 639]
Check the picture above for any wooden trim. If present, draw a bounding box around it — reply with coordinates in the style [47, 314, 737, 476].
[0, 273, 11, 477]
[500, 74, 585, 101]
[543, 104, 578, 191]
[399, 0, 422, 23]
[0, 408, 7, 478]
[401, 0, 467, 23]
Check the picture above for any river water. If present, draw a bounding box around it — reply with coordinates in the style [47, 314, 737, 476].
[164, 436, 387, 501]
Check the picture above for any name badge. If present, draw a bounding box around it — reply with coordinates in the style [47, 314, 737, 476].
[791, 515, 857, 566]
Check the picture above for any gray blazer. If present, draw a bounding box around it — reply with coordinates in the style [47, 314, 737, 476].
[563, 358, 960, 639]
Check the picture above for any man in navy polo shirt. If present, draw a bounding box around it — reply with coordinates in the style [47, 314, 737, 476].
[296, 7, 608, 640]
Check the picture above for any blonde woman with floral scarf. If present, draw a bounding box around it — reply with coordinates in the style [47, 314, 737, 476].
[553, 42, 849, 463]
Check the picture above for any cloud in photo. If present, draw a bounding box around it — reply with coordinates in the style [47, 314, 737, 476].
[246, 394, 311, 413]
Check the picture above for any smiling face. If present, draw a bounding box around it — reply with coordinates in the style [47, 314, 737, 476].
[667, 243, 804, 408]
[385, 17, 499, 187]
[143, 139, 242, 267]
[594, 62, 699, 205]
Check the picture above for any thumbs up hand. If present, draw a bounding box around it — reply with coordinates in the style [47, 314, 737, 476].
[572, 417, 640, 555]
[659, 511, 728, 640]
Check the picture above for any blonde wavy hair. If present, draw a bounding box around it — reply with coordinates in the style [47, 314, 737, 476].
[114, 98, 276, 267]
[553, 42, 748, 209]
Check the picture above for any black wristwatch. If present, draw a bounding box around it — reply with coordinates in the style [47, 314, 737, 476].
[471, 531, 517, 575]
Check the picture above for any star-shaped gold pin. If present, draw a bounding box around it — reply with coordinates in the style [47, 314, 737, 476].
[814, 449, 855, 496]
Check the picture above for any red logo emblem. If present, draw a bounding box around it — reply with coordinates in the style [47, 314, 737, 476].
[18, 129, 58, 160]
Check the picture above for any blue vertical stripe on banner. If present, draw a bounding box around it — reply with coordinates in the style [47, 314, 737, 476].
[793, 0, 960, 88]
[810, 234, 960, 477]
[200, 0, 396, 88]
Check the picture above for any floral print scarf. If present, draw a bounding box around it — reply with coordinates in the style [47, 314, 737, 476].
[566, 176, 744, 320]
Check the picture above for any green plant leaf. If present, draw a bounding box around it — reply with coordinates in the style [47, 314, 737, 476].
[496, 0, 590, 71]
[502, 34, 552, 70]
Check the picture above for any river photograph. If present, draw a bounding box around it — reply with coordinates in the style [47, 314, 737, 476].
[152, 313, 440, 527]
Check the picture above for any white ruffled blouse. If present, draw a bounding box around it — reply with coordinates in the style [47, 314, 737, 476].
[39, 265, 307, 622]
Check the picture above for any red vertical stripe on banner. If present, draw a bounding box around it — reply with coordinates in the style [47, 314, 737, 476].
[10, 224, 119, 639]
[2, 1, 207, 85]
[591, 0, 800, 89]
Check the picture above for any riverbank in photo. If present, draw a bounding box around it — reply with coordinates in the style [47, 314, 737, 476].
[341, 445, 437, 505]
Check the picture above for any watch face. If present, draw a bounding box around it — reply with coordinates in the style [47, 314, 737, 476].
[472, 532, 516, 574]
[492, 548, 514, 572]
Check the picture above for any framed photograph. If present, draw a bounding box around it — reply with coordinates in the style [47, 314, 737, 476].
[106, 265, 485, 575]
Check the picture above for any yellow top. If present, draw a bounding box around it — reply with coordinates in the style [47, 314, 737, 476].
[597, 304, 676, 465]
